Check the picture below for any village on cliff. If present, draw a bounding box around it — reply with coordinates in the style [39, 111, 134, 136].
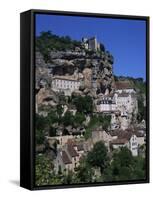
[35, 35, 146, 183]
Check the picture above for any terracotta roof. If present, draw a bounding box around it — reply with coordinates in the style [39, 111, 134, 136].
[110, 128, 144, 140]
[67, 144, 79, 157]
[109, 130, 132, 140]
[118, 132, 133, 141]
[53, 75, 80, 81]
[115, 81, 134, 90]
[110, 138, 128, 145]
[67, 139, 84, 152]
[76, 143, 84, 151]
[62, 151, 72, 164]
[118, 93, 129, 97]
[103, 93, 115, 98]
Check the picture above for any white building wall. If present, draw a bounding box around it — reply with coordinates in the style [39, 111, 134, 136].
[129, 135, 138, 156]
[137, 137, 145, 146]
[116, 89, 135, 94]
[52, 79, 80, 90]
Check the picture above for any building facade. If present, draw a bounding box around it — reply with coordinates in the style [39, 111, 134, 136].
[96, 94, 118, 113]
[52, 75, 81, 95]
[82, 37, 100, 51]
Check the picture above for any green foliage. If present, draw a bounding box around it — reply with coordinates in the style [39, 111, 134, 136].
[103, 147, 146, 181]
[36, 129, 44, 145]
[46, 110, 58, 124]
[73, 112, 86, 127]
[56, 104, 64, 117]
[115, 75, 146, 94]
[87, 141, 109, 174]
[84, 115, 99, 139]
[36, 31, 81, 62]
[137, 97, 146, 122]
[61, 111, 74, 127]
[35, 114, 47, 131]
[49, 126, 57, 137]
[58, 93, 67, 104]
[84, 115, 111, 139]
[72, 95, 93, 114]
[35, 114, 48, 145]
[74, 159, 94, 183]
[61, 171, 74, 184]
[35, 154, 55, 186]
[98, 115, 111, 130]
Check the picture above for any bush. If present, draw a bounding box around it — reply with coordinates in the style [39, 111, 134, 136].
[87, 141, 109, 174]
[72, 95, 93, 114]
[103, 147, 146, 181]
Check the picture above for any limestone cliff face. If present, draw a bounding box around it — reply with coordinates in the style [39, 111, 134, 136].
[82, 68, 92, 89]
[36, 49, 115, 95]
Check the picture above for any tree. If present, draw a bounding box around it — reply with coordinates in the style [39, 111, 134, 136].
[56, 104, 63, 117]
[61, 171, 74, 184]
[137, 97, 145, 122]
[62, 111, 74, 126]
[87, 141, 109, 174]
[103, 147, 146, 181]
[98, 115, 111, 130]
[36, 31, 81, 62]
[35, 114, 47, 131]
[74, 158, 94, 183]
[46, 110, 58, 125]
[73, 112, 86, 127]
[35, 114, 47, 145]
[72, 95, 93, 114]
[35, 154, 53, 186]
[36, 129, 44, 145]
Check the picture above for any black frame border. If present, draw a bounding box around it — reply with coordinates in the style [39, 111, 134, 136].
[20, 9, 150, 190]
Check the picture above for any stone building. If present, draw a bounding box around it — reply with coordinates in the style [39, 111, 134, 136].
[96, 94, 118, 113]
[115, 81, 136, 94]
[110, 131, 138, 156]
[51, 75, 82, 96]
[96, 81, 138, 130]
[54, 150, 73, 174]
[54, 140, 85, 174]
[82, 37, 100, 51]
[88, 37, 100, 51]
[91, 128, 113, 150]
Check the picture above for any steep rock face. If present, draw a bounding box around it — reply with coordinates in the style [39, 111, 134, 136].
[36, 49, 115, 95]
[82, 68, 92, 89]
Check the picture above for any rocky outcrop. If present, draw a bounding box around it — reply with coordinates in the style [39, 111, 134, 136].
[82, 68, 92, 89]
[36, 48, 115, 95]
[36, 88, 59, 112]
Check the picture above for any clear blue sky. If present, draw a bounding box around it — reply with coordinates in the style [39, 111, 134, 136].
[36, 14, 146, 80]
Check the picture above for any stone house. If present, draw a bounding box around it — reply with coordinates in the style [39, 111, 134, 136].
[91, 128, 113, 150]
[83, 128, 113, 152]
[64, 143, 79, 169]
[54, 140, 85, 174]
[109, 129, 144, 156]
[116, 93, 138, 115]
[46, 135, 74, 149]
[115, 81, 136, 94]
[54, 150, 73, 174]
[51, 75, 82, 96]
[96, 94, 118, 113]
